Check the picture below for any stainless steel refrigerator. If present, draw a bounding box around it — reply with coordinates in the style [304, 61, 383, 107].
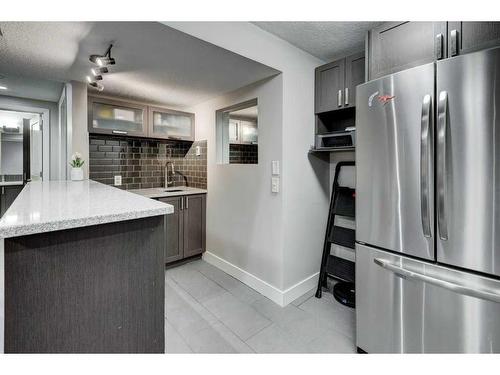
[355, 46, 500, 353]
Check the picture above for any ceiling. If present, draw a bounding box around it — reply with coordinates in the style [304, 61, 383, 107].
[253, 22, 383, 61]
[0, 22, 279, 107]
[0, 74, 63, 102]
[230, 106, 258, 120]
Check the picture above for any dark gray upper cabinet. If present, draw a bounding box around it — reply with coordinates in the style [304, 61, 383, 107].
[448, 22, 500, 57]
[160, 196, 184, 263]
[315, 52, 365, 114]
[368, 22, 500, 80]
[148, 106, 195, 141]
[344, 52, 366, 108]
[315, 58, 345, 113]
[0, 185, 23, 217]
[368, 22, 446, 80]
[88, 96, 148, 137]
[183, 194, 206, 258]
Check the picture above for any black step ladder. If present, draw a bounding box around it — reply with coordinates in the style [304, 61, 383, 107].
[315, 161, 356, 307]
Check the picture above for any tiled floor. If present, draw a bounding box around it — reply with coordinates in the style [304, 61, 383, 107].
[165, 259, 356, 353]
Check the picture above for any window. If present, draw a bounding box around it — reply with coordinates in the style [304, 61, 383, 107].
[216, 99, 258, 165]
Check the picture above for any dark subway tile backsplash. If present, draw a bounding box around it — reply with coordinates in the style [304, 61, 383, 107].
[229, 144, 258, 164]
[89, 135, 207, 190]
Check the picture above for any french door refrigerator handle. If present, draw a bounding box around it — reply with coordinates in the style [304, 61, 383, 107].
[437, 90, 448, 240]
[420, 94, 432, 238]
[374, 258, 500, 304]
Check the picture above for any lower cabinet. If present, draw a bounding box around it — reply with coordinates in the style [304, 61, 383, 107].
[0, 185, 24, 217]
[159, 193, 206, 264]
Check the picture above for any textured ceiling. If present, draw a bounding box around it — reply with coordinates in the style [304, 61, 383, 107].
[0, 74, 63, 102]
[253, 22, 383, 61]
[0, 22, 279, 107]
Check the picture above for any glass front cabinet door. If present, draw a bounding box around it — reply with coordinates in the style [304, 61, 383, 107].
[148, 106, 195, 141]
[88, 97, 148, 137]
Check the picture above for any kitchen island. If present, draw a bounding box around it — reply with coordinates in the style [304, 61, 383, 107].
[0, 180, 173, 353]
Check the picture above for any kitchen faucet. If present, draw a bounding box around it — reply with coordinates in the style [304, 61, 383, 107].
[165, 161, 175, 187]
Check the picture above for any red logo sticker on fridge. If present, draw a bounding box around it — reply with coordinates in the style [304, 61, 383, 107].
[378, 95, 395, 105]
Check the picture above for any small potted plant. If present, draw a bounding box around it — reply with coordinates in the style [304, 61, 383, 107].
[70, 152, 85, 181]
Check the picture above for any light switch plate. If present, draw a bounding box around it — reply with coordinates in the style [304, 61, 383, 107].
[114, 175, 122, 186]
[271, 177, 280, 193]
[272, 160, 280, 175]
[196, 146, 201, 156]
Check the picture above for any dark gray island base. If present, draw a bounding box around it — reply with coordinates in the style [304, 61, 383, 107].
[4, 215, 165, 353]
[0, 180, 173, 353]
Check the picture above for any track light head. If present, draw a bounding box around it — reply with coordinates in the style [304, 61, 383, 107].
[88, 81, 104, 91]
[91, 67, 108, 76]
[95, 56, 115, 66]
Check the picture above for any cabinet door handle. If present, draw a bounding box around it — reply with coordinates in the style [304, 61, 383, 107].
[185, 196, 189, 210]
[344, 88, 349, 105]
[180, 197, 184, 211]
[112, 130, 128, 135]
[450, 29, 459, 57]
[435, 33, 444, 60]
[1, 187, 4, 195]
[337, 90, 342, 107]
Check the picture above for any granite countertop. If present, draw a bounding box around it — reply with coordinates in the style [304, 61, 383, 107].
[130, 186, 207, 199]
[0, 180, 173, 238]
[0, 181, 24, 187]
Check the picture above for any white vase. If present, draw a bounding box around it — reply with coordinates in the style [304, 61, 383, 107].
[71, 167, 84, 181]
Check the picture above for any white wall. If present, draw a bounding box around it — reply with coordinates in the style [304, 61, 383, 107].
[170, 22, 330, 303]
[190, 76, 284, 289]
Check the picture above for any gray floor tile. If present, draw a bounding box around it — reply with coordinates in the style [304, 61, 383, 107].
[298, 292, 356, 339]
[166, 305, 212, 336]
[202, 292, 272, 341]
[306, 329, 356, 353]
[251, 297, 309, 326]
[291, 288, 316, 306]
[167, 265, 226, 303]
[246, 323, 309, 353]
[166, 321, 193, 353]
[189, 260, 263, 304]
[180, 324, 237, 353]
[165, 259, 357, 353]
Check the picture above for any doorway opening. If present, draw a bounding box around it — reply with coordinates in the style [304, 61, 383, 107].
[0, 109, 43, 183]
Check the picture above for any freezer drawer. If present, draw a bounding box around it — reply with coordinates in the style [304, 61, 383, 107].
[355, 63, 434, 261]
[356, 243, 500, 353]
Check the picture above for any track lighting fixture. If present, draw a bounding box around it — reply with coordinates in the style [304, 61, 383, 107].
[87, 44, 116, 92]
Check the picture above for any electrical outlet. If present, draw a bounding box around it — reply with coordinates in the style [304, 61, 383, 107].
[114, 175, 122, 186]
[196, 146, 201, 156]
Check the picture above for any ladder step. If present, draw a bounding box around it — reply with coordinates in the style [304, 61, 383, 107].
[333, 187, 355, 218]
[326, 255, 355, 282]
[328, 226, 355, 249]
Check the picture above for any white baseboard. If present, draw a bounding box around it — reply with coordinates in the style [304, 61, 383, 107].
[202, 251, 318, 307]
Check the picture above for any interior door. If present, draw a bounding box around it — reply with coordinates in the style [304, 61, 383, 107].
[356, 63, 435, 260]
[22, 118, 30, 184]
[436, 47, 500, 277]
